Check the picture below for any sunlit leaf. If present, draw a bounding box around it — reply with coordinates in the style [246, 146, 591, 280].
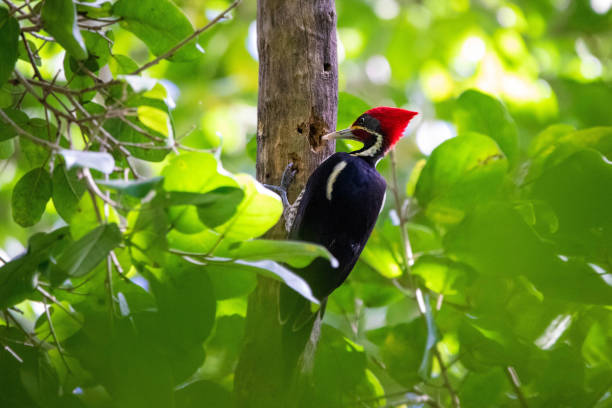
[454, 89, 519, 165]
[223, 239, 337, 269]
[415, 132, 508, 224]
[112, 0, 201, 62]
[162, 152, 239, 233]
[214, 174, 282, 241]
[41, 0, 88, 60]
[60, 149, 115, 174]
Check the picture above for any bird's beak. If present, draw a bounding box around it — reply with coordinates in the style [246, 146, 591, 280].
[321, 128, 357, 141]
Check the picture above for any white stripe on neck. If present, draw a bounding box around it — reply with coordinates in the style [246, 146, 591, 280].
[351, 126, 384, 157]
[326, 161, 348, 201]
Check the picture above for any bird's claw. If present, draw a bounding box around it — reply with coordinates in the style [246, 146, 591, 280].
[264, 162, 298, 211]
[280, 162, 297, 192]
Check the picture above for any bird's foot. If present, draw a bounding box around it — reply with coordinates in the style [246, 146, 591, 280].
[280, 162, 297, 192]
[264, 162, 297, 210]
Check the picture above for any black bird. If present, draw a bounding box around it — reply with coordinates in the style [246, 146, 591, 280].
[277, 107, 418, 330]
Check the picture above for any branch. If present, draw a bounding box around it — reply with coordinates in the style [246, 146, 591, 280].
[130, 0, 241, 75]
[0, 108, 61, 150]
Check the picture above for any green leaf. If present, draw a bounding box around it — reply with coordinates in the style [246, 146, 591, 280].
[56, 223, 122, 279]
[529, 149, 612, 259]
[60, 149, 115, 174]
[414, 132, 508, 224]
[459, 368, 507, 408]
[137, 106, 172, 138]
[220, 259, 319, 304]
[0, 109, 28, 141]
[454, 89, 519, 165]
[367, 320, 427, 387]
[205, 263, 257, 300]
[214, 174, 282, 241]
[166, 187, 245, 228]
[147, 255, 216, 346]
[175, 380, 232, 408]
[112, 0, 201, 62]
[445, 203, 612, 305]
[527, 125, 612, 182]
[412, 255, 470, 295]
[20, 119, 57, 169]
[35, 302, 82, 342]
[82, 31, 112, 68]
[97, 176, 163, 198]
[52, 164, 87, 222]
[224, 239, 338, 269]
[0, 139, 14, 159]
[127, 196, 168, 265]
[338, 92, 370, 129]
[0, 256, 39, 309]
[312, 326, 369, 406]
[0, 8, 19, 87]
[406, 158, 426, 197]
[0, 228, 71, 309]
[41, 0, 88, 60]
[109, 54, 139, 75]
[104, 117, 171, 162]
[11, 167, 52, 227]
[162, 152, 239, 233]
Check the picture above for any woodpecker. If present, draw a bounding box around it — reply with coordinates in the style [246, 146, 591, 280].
[277, 107, 418, 330]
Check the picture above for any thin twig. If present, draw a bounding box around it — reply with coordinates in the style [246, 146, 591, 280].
[0, 339, 24, 363]
[0, 108, 60, 150]
[36, 286, 84, 325]
[42, 298, 71, 372]
[130, 0, 241, 75]
[82, 168, 124, 209]
[20, 32, 42, 80]
[433, 346, 460, 408]
[505, 366, 529, 408]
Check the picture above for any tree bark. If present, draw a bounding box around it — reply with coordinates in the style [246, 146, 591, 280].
[233, 0, 337, 407]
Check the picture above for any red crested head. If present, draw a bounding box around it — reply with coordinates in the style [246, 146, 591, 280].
[362, 107, 418, 150]
[322, 106, 418, 161]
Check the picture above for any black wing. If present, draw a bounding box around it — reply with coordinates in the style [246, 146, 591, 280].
[289, 152, 386, 299]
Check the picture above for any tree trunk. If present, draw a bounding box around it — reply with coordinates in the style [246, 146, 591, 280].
[233, 0, 338, 407]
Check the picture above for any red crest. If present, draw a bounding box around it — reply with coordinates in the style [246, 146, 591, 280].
[364, 107, 418, 148]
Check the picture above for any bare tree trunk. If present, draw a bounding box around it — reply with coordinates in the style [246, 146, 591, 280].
[233, 0, 337, 407]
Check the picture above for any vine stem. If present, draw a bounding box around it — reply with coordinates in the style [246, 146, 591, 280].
[130, 0, 242, 75]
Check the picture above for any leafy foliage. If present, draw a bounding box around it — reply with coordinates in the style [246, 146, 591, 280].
[1, 0, 611, 407]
